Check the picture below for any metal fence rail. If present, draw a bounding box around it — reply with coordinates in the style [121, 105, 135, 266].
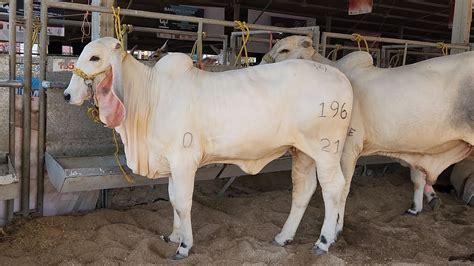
[321, 31, 471, 57]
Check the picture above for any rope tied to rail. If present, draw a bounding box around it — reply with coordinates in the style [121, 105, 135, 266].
[351, 33, 369, 52]
[234, 20, 250, 67]
[32, 17, 41, 45]
[388, 50, 403, 67]
[112, 6, 126, 49]
[326, 44, 342, 61]
[190, 31, 207, 69]
[437, 42, 449, 56]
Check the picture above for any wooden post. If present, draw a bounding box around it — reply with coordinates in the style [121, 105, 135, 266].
[450, 0, 472, 54]
[91, 0, 116, 40]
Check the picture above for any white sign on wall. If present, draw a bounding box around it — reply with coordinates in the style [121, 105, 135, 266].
[0, 21, 64, 42]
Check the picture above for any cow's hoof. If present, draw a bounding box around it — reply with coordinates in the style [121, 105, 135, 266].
[161, 232, 180, 244]
[313, 246, 327, 256]
[174, 253, 187, 260]
[271, 239, 291, 247]
[428, 197, 442, 210]
[160, 235, 170, 243]
[405, 209, 419, 216]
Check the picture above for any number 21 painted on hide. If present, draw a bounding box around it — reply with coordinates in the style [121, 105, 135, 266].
[321, 138, 340, 154]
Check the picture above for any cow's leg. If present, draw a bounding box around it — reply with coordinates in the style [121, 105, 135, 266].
[169, 161, 198, 259]
[313, 156, 345, 255]
[335, 149, 359, 238]
[424, 184, 441, 210]
[161, 178, 181, 244]
[274, 150, 317, 246]
[335, 129, 363, 238]
[407, 167, 426, 215]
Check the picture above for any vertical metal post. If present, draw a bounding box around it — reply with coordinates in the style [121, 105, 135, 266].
[7, 0, 17, 221]
[381, 46, 386, 68]
[222, 37, 228, 65]
[311, 26, 320, 53]
[37, 0, 49, 216]
[197, 21, 203, 63]
[450, 0, 472, 54]
[402, 43, 408, 66]
[321, 32, 327, 56]
[21, 0, 33, 216]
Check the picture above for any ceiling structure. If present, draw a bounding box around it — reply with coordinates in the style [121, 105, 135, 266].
[18, 1, 474, 54]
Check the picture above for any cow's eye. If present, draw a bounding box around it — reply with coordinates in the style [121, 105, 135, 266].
[279, 49, 290, 53]
[90, 56, 100, 61]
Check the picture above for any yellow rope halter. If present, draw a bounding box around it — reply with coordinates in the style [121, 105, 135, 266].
[437, 42, 449, 56]
[234, 20, 250, 67]
[351, 33, 369, 52]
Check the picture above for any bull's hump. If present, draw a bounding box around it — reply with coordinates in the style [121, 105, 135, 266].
[336, 51, 373, 72]
[155, 53, 194, 74]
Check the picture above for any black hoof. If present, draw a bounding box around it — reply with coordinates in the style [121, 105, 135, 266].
[313, 246, 327, 256]
[174, 253, 187, 260]
[428, 197, 442, 210]
[405, 209, 419, 216]
[160, 235, 170, 243]
[271, 240, 288, 247]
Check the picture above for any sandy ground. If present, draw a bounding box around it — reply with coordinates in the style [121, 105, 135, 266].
[0, 165, 473, 265]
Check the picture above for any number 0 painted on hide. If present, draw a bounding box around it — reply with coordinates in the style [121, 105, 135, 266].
[319, 101, 348, 119]
[321, 138, 340, 153]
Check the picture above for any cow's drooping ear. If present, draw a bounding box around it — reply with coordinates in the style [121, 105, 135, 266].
[95, 68, 126, 128]
[301, 37, 312, 48]
[110, 42, 124, 102]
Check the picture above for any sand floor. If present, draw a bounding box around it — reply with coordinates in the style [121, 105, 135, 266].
[0, 165, 472, 264]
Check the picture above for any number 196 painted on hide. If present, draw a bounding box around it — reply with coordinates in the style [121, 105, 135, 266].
[319, 101, 348, 119]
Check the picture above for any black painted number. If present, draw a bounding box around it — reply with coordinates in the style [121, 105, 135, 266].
[319, 101, 348, 119]
[321, 138, 341, 153]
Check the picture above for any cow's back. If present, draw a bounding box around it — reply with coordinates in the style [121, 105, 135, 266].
[349, 52, 474, 153]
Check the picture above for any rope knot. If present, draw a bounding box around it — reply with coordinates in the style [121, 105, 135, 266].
[351, 33, 369, 52]
[437, 42, 449, 56]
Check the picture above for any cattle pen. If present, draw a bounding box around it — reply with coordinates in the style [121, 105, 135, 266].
[0, 0, 473, 264]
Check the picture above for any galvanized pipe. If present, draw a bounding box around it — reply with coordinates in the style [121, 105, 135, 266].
[7, 0, 17, 222]
[37, 0, 49, 216]
[21, 0, 33, 216]
[46, 1, 311, 35]
[0, 80, 23, 87]
[402, 43, 408, 66]
[197, 21, 203, 62]
[8, 0, 17, 165]
[322, 31, 471, 50]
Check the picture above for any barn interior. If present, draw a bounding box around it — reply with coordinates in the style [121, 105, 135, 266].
[0, 0, 472, 264]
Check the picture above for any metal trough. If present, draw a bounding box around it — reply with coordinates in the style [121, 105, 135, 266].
[0, 157, 19, 201]
[45, 152, 394, 193]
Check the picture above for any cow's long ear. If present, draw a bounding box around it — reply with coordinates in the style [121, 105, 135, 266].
[110, 42, 124, 102]
[95, 68, 126, 128]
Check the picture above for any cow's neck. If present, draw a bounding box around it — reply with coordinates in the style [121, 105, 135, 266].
[115, 54, 156, 177]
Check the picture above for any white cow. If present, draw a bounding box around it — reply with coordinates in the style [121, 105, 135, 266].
[262, 35, 474, 237]
[64, 37, 354, 258]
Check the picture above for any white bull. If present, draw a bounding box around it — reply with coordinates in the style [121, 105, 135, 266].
[64, 37, 354, 258]
[262, 35, 474, 236]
